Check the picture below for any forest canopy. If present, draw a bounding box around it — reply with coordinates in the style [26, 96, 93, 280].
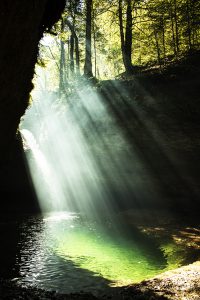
[39, 0, 200, 85]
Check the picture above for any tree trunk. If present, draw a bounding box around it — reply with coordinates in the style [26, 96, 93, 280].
[66, 38, 70, 79]
[174, 0, 179, 54]
[169, 2, 177, 59]
[119, 0, 125, 65]
[124, 0, 133, 74]
[59, 40, 66, 94]
[74, 35, 80, 75]
[119, 0, 133, 74]
[70, 34, 75, 75]
[154, 30, 161, 68]
[65, 19, 80, 75]
[186, 0, 192, 50]
[59, 18, 66, 94]
[93, 10, 97, 78]
[84, 0, 93, 78]
[162, 17, 166, 64]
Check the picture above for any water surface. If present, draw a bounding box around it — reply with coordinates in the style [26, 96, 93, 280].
[0, 212, 195, 295]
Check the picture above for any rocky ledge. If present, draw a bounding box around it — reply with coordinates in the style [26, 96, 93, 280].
[0, 261, 199, 300]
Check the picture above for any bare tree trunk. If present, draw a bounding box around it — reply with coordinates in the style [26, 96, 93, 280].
[70, 34, 75, 75]
[66, 38, 70, 79]
[74, 35, 80, 75]
[154, 30, 161, 68]
[170, 3, 177, 59]
[93, 10, 97, 78]
[174, 0, 179, 54]
[59, 18, 66, 94]
[84, 0, 93, 78]
[65, 19, 80, 75]
[94, 32, 97, 78]
[124, 0, 133, 74]
[162, 17, 166, 64]
[186, 0, 192, 50]
[119, 0, 125, 66]
[59, 39, 65, 93]
[119, 0, 133, 74]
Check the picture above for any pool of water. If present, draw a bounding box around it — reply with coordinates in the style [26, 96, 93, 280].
[0, 212, 196, 295]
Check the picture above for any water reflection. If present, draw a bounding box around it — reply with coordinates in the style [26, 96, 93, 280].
[13, 212, 167, 294]
[0, 213, 198, 295]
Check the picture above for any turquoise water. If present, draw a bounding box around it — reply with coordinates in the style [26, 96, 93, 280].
[0, 212, 193, 295]
[15, 212, 167, 293]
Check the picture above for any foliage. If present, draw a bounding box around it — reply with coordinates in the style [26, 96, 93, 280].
[38, 0, 200, 81]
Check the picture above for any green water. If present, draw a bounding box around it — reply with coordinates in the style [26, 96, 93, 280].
[55, 225, 165, 286]
[11, 212, 191, 294]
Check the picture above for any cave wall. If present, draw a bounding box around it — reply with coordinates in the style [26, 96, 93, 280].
[0, 0, 65, 212]
[0, 0, 66, 162]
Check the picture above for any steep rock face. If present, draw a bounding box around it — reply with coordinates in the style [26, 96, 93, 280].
[0, 0, 65, 162]
[0, 0, 65, 211]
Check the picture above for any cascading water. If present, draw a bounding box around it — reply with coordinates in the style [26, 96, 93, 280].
[20, 88, 112, 216]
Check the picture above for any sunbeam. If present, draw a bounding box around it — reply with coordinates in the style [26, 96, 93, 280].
[20, 69, 164, 220]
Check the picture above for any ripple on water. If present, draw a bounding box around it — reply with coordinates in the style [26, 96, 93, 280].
[0, 213, 192, 295]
